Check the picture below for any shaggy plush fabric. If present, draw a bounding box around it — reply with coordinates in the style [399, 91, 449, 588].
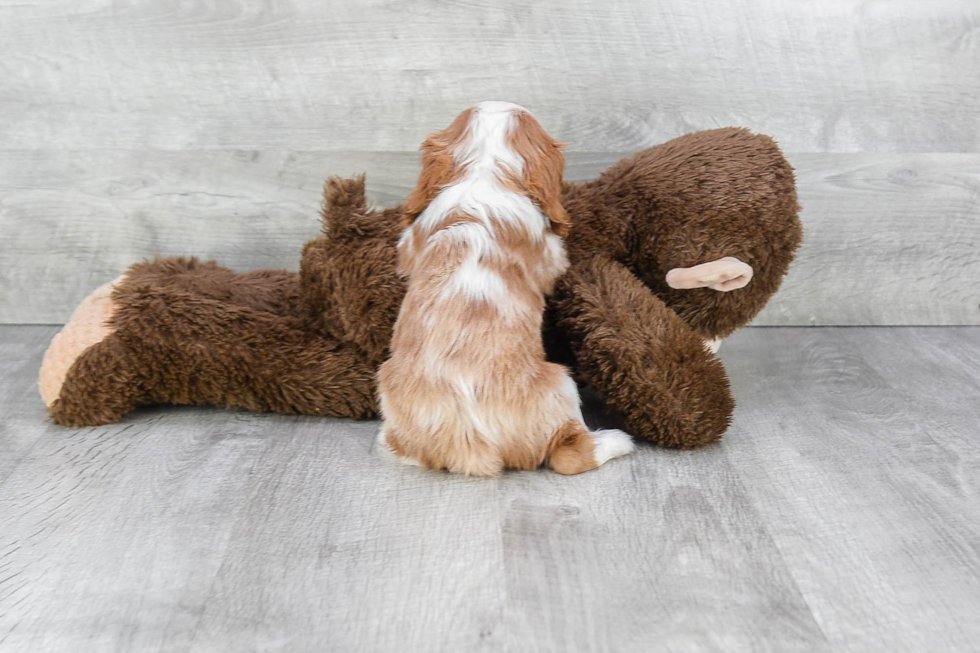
[299, 176, 406, 367]
[41, 128, 801, 448]
[48, 258, 377, 427]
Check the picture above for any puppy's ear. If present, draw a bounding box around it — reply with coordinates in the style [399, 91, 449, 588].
[403, 138, 454, 226]
[510, 111, 569, 237]
[403, 108, 474, 226]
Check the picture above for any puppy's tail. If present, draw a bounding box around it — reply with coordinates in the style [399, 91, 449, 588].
[547, 420, 634, 475]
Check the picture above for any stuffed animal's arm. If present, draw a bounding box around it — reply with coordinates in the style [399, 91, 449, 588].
[299, 176, 406, 367]
[552, 256, 734, 448]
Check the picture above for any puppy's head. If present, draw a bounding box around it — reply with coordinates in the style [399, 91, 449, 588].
[404, 102, 568, 236]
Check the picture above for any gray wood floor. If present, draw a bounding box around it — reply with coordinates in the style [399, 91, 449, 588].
[1, 326, 979, 652]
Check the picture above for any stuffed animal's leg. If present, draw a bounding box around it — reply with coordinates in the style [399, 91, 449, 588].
[553, 257, 734, 448]
[43, 263, 377, 427]
[40, 256, 297, 419]
[117, 256, 303, 316]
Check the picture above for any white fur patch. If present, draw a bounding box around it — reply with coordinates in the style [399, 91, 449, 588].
[452, 376, 499, 446]
[541, 232, 570, 280]
[375, 425, 423, 467]
[703, 338, 723, 354]
[396, 228, 416, 276]
[557, 373, 586, 423]
[592, 429, 635, 466]
[436, 228, 507, 302]
[443, 222, 495, 257]
[449, 257, 506, 301]
[415, 178, 544, 238]
[457, 102, 526, 176]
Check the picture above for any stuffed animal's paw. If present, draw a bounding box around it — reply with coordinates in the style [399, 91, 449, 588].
[39, 275, 125, 408]
[323, 174, 367, 209]
[665, 257, 754, 292]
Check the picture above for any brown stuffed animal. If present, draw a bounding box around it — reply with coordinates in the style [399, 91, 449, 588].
[39, 127, 801, 449]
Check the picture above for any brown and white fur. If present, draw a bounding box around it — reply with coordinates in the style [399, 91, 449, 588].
[376, 102, 634, 477]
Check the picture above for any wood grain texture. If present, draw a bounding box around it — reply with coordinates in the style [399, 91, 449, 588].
[188, 422, 508, 652]
[2, 325, 979, 652]
[719, 327, 980, 653]
[495, 455, 828, 652]
[2, 151, 978, 325]
[0, 326, 59, 483]
[763, 153, 980, 326]
[0, 0, 977, 153]
[0, 150, 405, 322]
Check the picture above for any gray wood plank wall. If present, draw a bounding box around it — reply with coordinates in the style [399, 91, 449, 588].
[1, 0, 978, 324]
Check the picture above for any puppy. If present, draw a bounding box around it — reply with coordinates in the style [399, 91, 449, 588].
[376, 101, 634, 476]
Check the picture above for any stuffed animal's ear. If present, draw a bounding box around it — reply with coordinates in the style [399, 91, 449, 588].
[509, 111, 569, 237]
[403, 107, 474, 226]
